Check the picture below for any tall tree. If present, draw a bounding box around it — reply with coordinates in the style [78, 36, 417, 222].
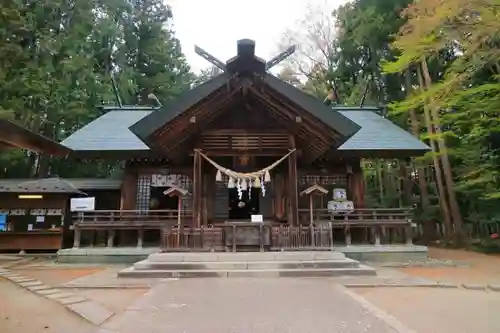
[120, 0, 193, 105]
[384, 0, 500, 238]
[0, 0, 195, 178]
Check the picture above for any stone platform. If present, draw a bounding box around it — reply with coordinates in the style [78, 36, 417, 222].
[117, 251, 377, 278]
[57, 245, 427, 264]
[57, 247, 158, 264]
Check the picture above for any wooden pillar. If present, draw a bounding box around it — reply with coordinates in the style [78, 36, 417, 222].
[120, 166, 137, 210]
[137, 228, 144, 248]
[107, 229, 115, 247]
[193, 150, 202, 228]
[73, 226, 81, 248]
[350, 159, 366, 208]
[273, 174, 285, 221]
[288, 138, 299, 225]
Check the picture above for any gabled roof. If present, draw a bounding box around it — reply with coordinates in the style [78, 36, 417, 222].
[336, 107, 430, 156]
[59, 39, 429, 159]
[130, 74, 232, 143]
[61, 109, 153, 153]
[0, 119, 71, 156]
[130, 72, 360, 143]
[60, 107, 429, 157]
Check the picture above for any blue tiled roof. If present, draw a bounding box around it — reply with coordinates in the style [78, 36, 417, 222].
[61, 108, 429, 155]
[338, 110, 429, 152]
[61, 110, 153, 151]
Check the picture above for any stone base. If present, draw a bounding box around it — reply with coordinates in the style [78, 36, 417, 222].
[117, 251, 377, 278]
[56, 245, 428, 265]
[57, 247, 159, 264]
[337, 245, 428, 263]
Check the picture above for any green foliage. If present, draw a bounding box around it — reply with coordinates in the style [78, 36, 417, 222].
[287, 0, 500, 238]
[0, 0, 194, 178]
[383, 0, 500, 228]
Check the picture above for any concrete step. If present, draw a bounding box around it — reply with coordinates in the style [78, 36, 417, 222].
[118, 265, 377, 278]
[147, 251, 347, 263]
[133, 259, 360, 270]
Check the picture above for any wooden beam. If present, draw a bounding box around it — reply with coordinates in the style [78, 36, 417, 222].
[288, 136, 299, 226]
[192, 150, 202, 228]
[159, 95, 239, 153]
[154, 87, 232, 141]
[154, 74, 241, 139]
[248, 88, 330, 161]
[156, 78, 253, 153]
[249, 87, 333, 147]
[189, 149, 302, 156]
[253, 86, 339, 142]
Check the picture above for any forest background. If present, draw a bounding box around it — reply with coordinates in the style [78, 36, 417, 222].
[1, 0, 498, 243]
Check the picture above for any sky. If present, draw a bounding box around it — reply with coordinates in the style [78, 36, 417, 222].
[167, 0, 347, 73]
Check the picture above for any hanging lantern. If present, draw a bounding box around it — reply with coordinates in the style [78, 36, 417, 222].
[227, 177, 235, 188]
[253, 177, 261, 188]
[264, 170, 271, 182]
[215, 170, 222, 182]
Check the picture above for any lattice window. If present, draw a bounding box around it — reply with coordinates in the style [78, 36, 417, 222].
[135, 174, 151, 212]
[298, 175, 347, 187]
[137, 173, 193, 212]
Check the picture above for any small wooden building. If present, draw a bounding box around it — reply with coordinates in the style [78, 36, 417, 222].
[0, 178, 121, 252]
[0, 119, 73, 252]
[60, 39, 429, 251]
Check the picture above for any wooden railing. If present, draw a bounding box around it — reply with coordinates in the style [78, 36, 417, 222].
[298, 208, 414, 246]
[72, 209, 192, 248]
[70, 208, 413, 250]
[164, 226, 224, 252]
[270, 225, 334, 251]
[298, 208, 412, 224]
[73, 209, 193, 229]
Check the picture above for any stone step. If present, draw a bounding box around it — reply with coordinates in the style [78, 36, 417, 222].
[147, 251, 347, 263]
[118, 265, 376, 278]
[133, 259, 360, 270]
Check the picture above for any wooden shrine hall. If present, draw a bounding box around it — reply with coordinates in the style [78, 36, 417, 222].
[60, 39, 430, 254]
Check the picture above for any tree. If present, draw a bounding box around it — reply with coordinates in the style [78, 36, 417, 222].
[384, 0, 500, 239]
[119, 0, 193, 105]
[0, 0, 195, 178]
[277, 1, 339, 98]
[192, 66, 223, 87]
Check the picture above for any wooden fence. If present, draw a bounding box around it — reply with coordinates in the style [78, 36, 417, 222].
[71, 208, 413, 250]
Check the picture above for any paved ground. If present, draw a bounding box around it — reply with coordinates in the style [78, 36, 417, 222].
[98, 278, 407, 333]
[354, 287, 499, 333]
[0, 279, 93, 333]
[2, 248, 500, 333]
[397, 247, 500, 284]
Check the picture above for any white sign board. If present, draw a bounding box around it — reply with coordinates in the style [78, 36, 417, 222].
[251, 214, 264, 223]
[70, 197, 95, 212]
[151, 174, 180, 187]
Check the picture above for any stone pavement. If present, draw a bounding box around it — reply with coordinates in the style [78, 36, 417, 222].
[97, 278, 414, 333]
[0, 266, 114, 325]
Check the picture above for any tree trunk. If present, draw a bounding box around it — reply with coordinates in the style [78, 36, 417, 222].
[405, 69, 434, 240]
[405, 69, 430, 210]
[399, 159, 412, 207]
[420, 59, 464, 239]
[416, 66, 453, 237]
[376, 160, 385, 205]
